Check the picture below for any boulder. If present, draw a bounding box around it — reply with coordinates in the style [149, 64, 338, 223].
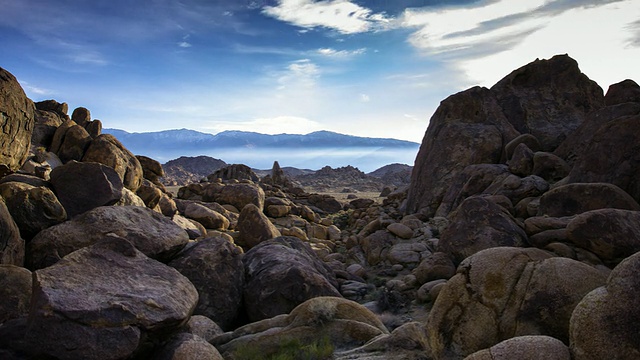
[4, 186, 67, 240]
[207, 164, 258, 182]
[532, 152, 570, 183]
[566, 114, 640, 203]
[308, 193, 343, 213]
[386, 242, 427, 266]
[490, 54, 604, 151]
[566, 208, 640, 266]
[49, 160, 123, 218]
[236, 203, 281, 249]
[172, 214, 206, 240]
[464, 335, 570, 360]
[181, 315, 224, 342]
[507, 143, 534, 176]
[427, 247, 607, 359]
[413, 252, 456, 285]
[436, 164, 511, 217]
[137, 155, 165, 187]
[570, 251, 640, 360]
[56, 124, 92, 163]
[169, 237, 244, 330]
[204, 182, 265, 212]
[0, 265, 32, 323]
[387, 222, 414, 239]
[603, 79, 640, 106]
[216, 297, 388, 359]
[82, 134, 144, 191]
[504, 134, 542, 160]
[32, 109, 64, 148]
[25, 236, 198, 360]
[361, 230, 397, 266]
[484, 174, 549, 206]
[538, 182, 640, 217]
[406, 86, 519, 216]
[34, 99, 68, 117]
[27, 205, 189, 269]
[0, 67, 35, 174]
[84, 119, 102, 138]
[71, 106, 91, 127]
[0, 200, 24, 266]
[153, 333, 224, 360]
[242, 237, 341, 322]
[182, 202, 229, 230]
[437, 196, 528, 264]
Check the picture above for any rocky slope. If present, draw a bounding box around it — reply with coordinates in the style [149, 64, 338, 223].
[1, 54, 640, 360]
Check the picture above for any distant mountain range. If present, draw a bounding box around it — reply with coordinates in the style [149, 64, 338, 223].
[103, 128, 420, 172]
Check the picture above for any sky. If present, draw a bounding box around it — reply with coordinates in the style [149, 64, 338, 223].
[1, 0, 639, 143]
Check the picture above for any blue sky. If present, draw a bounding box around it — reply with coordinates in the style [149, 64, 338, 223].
[1, 0, 639, 142]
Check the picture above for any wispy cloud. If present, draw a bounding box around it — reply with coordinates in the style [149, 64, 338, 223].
[19, 81, 54, 96]
[262, 0, 393, 34]
[315, 47, 366, 58]
[277, 59, 320, 90]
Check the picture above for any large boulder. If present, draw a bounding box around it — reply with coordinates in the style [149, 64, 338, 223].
[215, 297, 388, 359]
[137, 155, 165, 188]
[0, 265, 32, 323]
[32, 108, 65, 148]
[426, 247, 607, 359]
[25, 236, 198, 360]
[437, 196, 529, 264]
[207, 164, 258, 182]
[55, 124, 92, 163]
[465, 335, 570, 360]
[168, 237, 244, 330]
[82, 134, 144, 191]
[203, 182, 265, 211]
[236, 203, 281, 249]
[565, 114, 640, 203]
[537, 182, 640, 217]
[242, 237, 341, 322]
[27, 205, 189, 269]
[406, 86, 519, 216]
[182, 202, 230, 231]
[153, 333, 224, 360]
[490, 54, 604, 151]
[0, 199, 24, 266]
[49, 160, 124, 218]
[566, 208, 640, 266]
[0, 67, 35, 174]
[570, 251, 640, 360]
[4, 186, 67, 240]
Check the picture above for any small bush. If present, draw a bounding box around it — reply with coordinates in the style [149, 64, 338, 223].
[234, 335, 334, 360]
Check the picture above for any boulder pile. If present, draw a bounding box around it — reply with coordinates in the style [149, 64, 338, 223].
[1, 53, 639, 359]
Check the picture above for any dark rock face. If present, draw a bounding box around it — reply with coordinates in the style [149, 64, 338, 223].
[27, 205, 189, 269]
[491, 54, 604, 151]
[0, 67, 35, 174]
[0, 200, 24, 266]
[207, 164, 258, 182]
[56, 124, 92, 163]
[50, 160, 124, 218]
[603, 79, 640, 106]
[26, 236, 198, 360]
[0, 265, 32, 323]
[137, 155, 165, 186]
[406, 87, 520, 217]
[437, 196, 528, 264]
[82, 134, 144, 191]
[538, 183, 640, 217]
[236, 203, 281, 249]
[242, 236, 341, 322]
[169, 237, 244, 330]
[153, 333, 224, 360]
[566, 114, 640, 203]
[4, 186, 67, 240]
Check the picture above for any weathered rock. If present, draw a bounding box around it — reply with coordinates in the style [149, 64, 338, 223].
[387, 242, 427, 266]
[216, 297, 388, 359]
[523, 216, 574, 236]
[236, 203, 281, 249]
[437, 196, 528, 264]
[361, 230, 397, 266]
[50, 160, 123, 218]
[84, 119, 102, 138]
[504, 134, 542, 160]
[387, 222, 414, 239]
[427, 247, 607, 359]
[0, 200, 24, 266]
[34, 99, 68, 117]
[56, 124, 92, 163]
[491, 54, 604, 151]
[566, 114, 640, 203]
[0, 265, 31, 323]
[603, 78, 640, 106]
[485, 174, 549, 206]
[169, 237, 244, 330]
[555, 102, 640, 166]
[0, 67, 35, 174]
[116, 188, 146, 207]
[570, 251, 640, 360]
[566, 208, 640, 266]
[26, 236, 198, 360]
[82, 134, 144, 191]
[532, 152, 570, 183]
[27, 205, 189, 269]
[207, 164, 258, 182]
[32, 109, 64, 148]
[464, 335, 570, 360]
[71, 106, 91, 127]
[242, 236, 341, 322]
[172, 214, 206, 239]
[158, 193, 178, 217]
[4, 186, 66, 240]
[136, 179, 163, 209]
[204, 182, 265, 212]
[350, 198, 375, 209]
[181, 315, 224, 342]
[436, 164, 511, 217]
[538, 182, 640, 217]
[184, 203, 229, 230]
[407, 86, 519, 216]
[507, 143, 534, 176]
[153, 333, 224, 360]
[308, 193, 343, 213]
[413, 252, 456, 285]
[137, 155, 165, 186]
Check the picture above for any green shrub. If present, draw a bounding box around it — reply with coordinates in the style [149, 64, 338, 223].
[234, 335, 334, 360]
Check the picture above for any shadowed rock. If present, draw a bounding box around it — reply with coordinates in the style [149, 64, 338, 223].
[0, 67, 35, 174]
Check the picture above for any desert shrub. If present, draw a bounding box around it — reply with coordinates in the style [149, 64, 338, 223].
[234, 335, 334, 360]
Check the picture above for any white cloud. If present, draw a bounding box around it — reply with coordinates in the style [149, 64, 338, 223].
[316, 47, 366, 58]
[262, 0, 392, 34]
[277, 59, 320, 90]
[400, 0, 640, 88]
[19, 81, 54, 97]
[359, 93, 370, 102]
[178, 41, 192, 48]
